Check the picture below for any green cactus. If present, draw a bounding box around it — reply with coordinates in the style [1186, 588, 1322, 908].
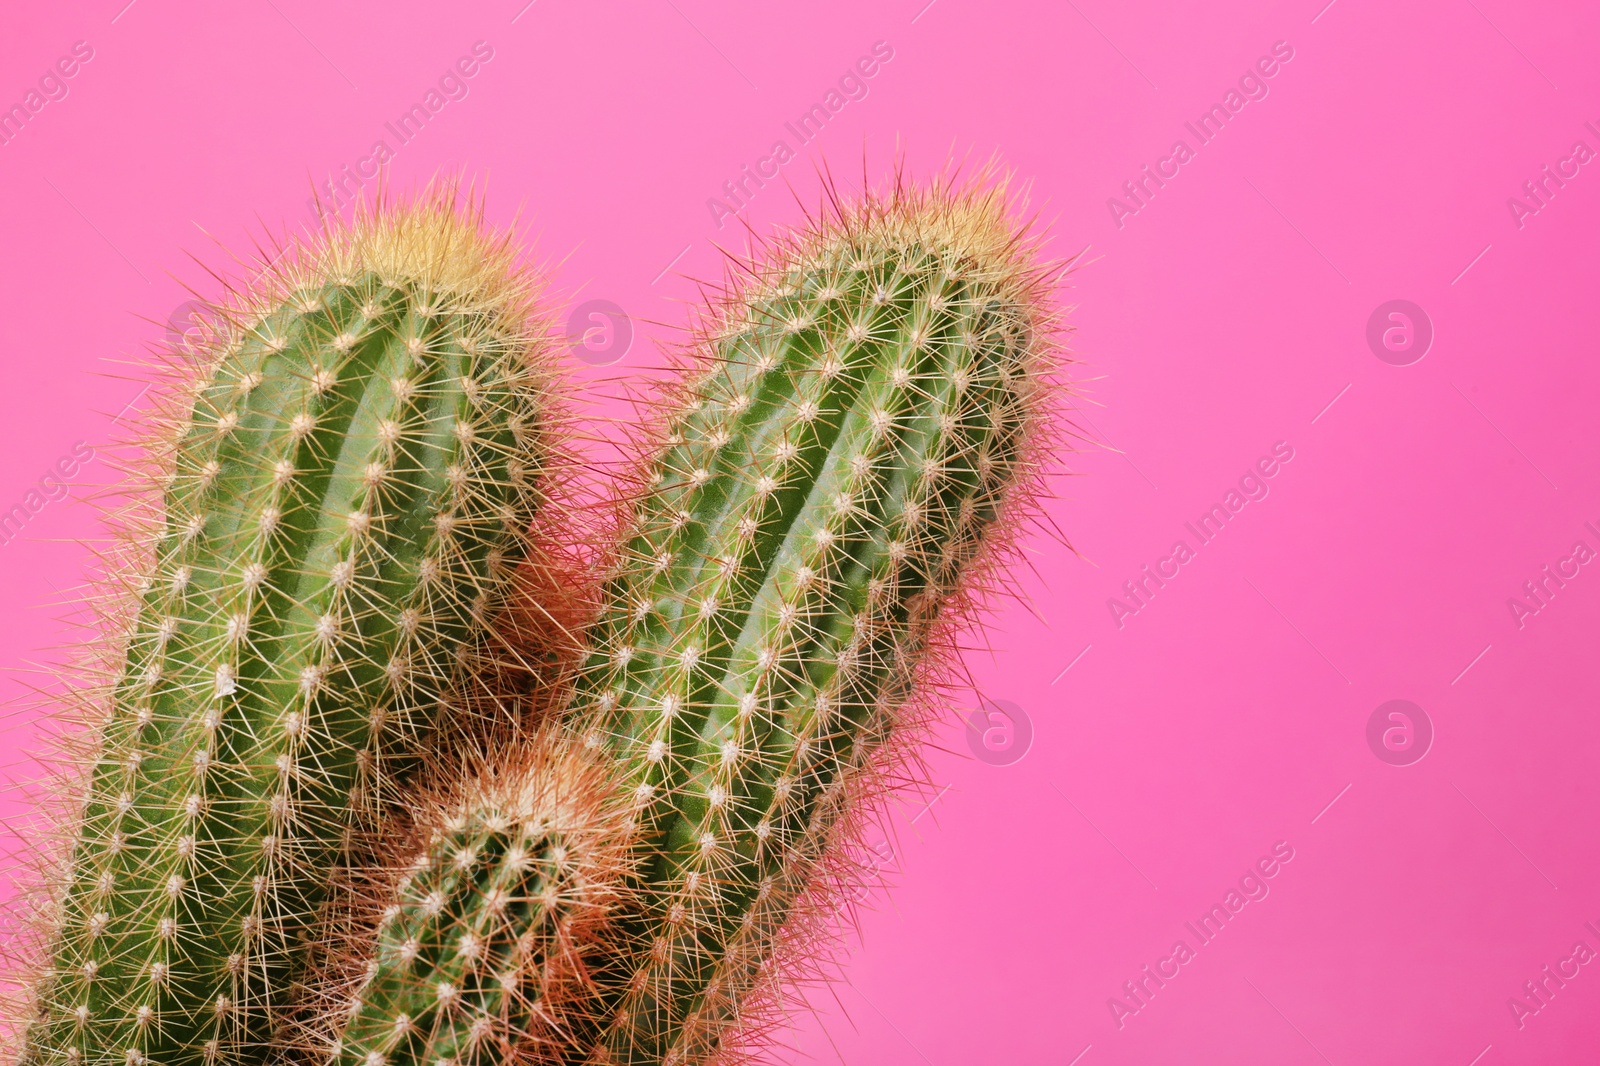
[321, 736, 629, 1066]
[557, 175, 1060, 1064]
[21, 188, 561, 1066]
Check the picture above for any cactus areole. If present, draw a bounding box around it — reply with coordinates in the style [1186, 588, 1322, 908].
[23, 191, 558, 1066]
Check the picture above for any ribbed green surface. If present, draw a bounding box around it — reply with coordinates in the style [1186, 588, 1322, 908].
[336, 810, 583, 1066]
[26, 275, 548, 1066]
[566, 237, 1036, 1063]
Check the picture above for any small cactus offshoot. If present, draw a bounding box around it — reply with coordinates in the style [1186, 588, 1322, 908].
[317, 734, 631, 1066]
[17, 183, 564, 1066]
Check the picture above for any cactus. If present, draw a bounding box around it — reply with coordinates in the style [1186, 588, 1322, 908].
[314, 734, 630, 1066]
[19, 185, 563, 1066]
[557, 173, 1062, 1064]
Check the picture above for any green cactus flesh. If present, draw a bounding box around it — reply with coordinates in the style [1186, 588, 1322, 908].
[333, 748, 621, 1066]
[26, 228, 552, 1066]
[566, 197, 1046, 1063]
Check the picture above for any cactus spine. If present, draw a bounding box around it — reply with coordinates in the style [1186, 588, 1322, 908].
[23, 188, 561, 1066]
[560, 176, 1058, 1064]
[324, 737, 628, 1066]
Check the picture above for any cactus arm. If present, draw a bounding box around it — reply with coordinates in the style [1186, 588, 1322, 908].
[563, 185, 1054, 1065]
[336, 816, 562, 1066]
[326, 743, 629, 1066]
[24, 194, 557, 1066]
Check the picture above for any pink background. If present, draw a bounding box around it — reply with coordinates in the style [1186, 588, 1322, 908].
[3, 1, 1598, 1062]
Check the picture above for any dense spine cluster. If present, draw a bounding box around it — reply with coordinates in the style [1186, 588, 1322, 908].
[21, 193, 559, 1066]
[328, 739, 628, 1066]
[560, 181, 1055, 1064]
